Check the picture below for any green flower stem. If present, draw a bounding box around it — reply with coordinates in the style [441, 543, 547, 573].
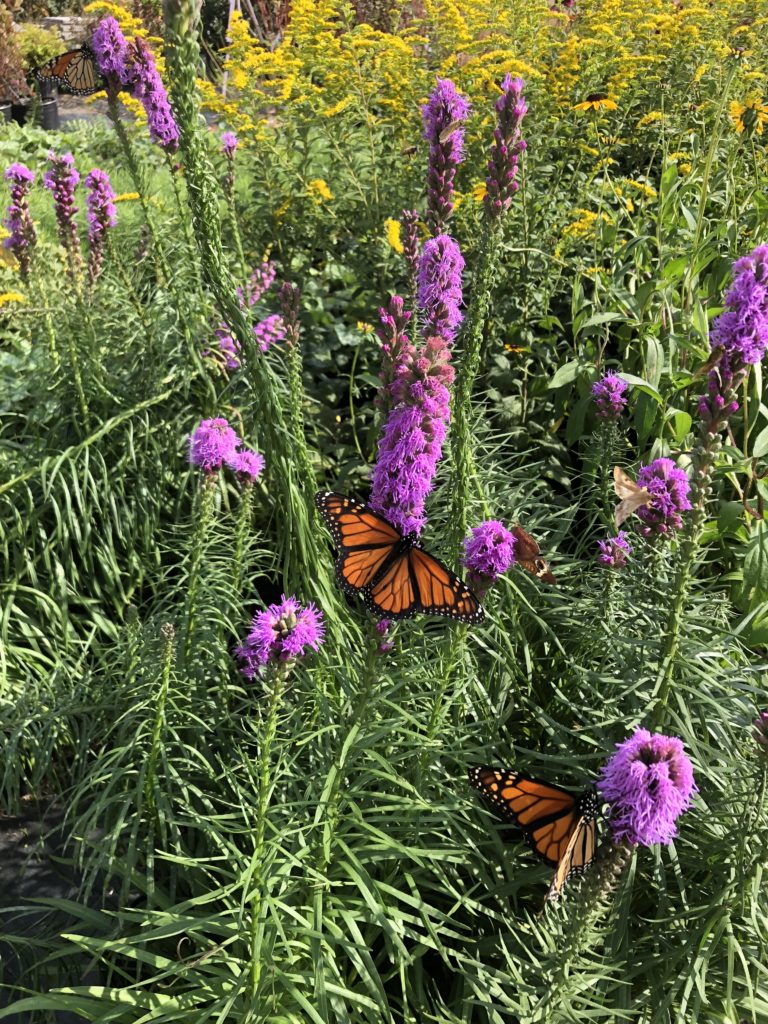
[597, 423, 619, 527]
[249, 661, 288, 1001]
[448, 223, 502, 559]
[417, 627, 466, 781]
[143, 622, 175, 817]
[232, 481, 255, 600]
[164, 150, 200, 283]
[228, 190, 248, 278]
[182, 473, 217, 665]
[31, 278, 59, 370]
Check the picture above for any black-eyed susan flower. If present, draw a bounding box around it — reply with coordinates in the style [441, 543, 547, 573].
[573, 93, 618, 113]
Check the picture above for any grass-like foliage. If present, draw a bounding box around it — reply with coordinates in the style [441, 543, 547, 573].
[1, 0, 768, 1021]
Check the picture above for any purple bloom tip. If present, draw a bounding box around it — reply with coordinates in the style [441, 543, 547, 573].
[636, 458, 692, 537]
[463, 520, 516, 583]
[5, 163, 34, 185]
[597, 531, 632, 569]
[226, 447, 265, 482]
[221, 131, 238, 157]
[188, 417, 240, 473]
[237, 595, 325, 676]
[598, 728, 696, 847]
[592, 372, 628, 421]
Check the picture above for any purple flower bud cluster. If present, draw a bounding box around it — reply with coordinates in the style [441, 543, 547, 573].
[43, 151, 82, 274]
[211, 262, 281, 367]
[236, 594, 325, 677]
[236, 261, 277, 308]
[254, 313, 286, 352]
[592, 372, 628, 421]
[375, 618, 395, 654]
[699, 244, 768, 434]
[463, 520, 517, 592]
[598, 728, 696, 847]
[369, 333, 454, 536]
[188, 417, 264, 484]
[376, 296, 416, 414]
[91, 19, 179, 151]
[597, 531, 632, 569]
[278, 280, 301, 348]
[3, 163, 36, 280]
[416, 235, 464, 343]
[484, 75, 527, 220]
[635, 458, 692, 537]
[84, 168, 117, 282]
[401, 208, 420, 279]
[421, 78, 470, 233]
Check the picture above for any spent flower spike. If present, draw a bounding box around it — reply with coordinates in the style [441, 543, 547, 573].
[598, 729, 696, 847]
[84, 168, 117, 282]
[236, 595, 325, 677]
[188, 417, 240, 473]
[421, 78, 470, 232]
[484, 75, 527, 219]
[3, 163, 36, 280]
[592, 373, 628, 421]
[597, 531, 632, 568]
[635, 458, 692, 537]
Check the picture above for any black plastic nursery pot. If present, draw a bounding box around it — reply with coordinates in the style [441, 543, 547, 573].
[10, 101, 31, 126]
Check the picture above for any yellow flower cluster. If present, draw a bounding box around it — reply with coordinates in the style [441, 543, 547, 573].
[0, 291, 25, 307]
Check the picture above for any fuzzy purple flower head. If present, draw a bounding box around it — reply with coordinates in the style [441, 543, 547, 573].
[226, 447, 265, 483]
[221, 131, 238, 158]
[635, 458, 692, 537]
[417, 234, 464, 343]
[254, 313, 286, 352]
[463, 520, 517, 588]
[84, 168, 117, 282]
[597, 531, 632, 569]
[592, 373, 628, 421]
[3, 163, 36, 279]
[91, 17, 131, 83]
[598, 728, 696, 846]
[128, 37, 179, 152]
[188, 417, 240, 473]
[421, 78, 470, 232]
[236, 595, 325, 677]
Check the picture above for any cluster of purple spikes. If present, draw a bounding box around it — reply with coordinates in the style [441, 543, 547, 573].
[211, 261, 284, 369]
[3, 164, 36, 280]
[43, 152, 82, 272]
[91, 17, 179, 151]
[188, 416, 264, 483]
[84, 169, 117, 282]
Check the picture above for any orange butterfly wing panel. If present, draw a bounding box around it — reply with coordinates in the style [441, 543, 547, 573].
[315, 491, 401, 595]
[364, 551, 418, 619]
[409, 547, 485, 624]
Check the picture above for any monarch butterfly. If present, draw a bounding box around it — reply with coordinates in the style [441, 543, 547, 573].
[469, 765, 599, 900]
[613, 466, 653, 528]
[315, 491, 484, 623]
[33, 46, 104, 96]
[511, 524, 556, 585]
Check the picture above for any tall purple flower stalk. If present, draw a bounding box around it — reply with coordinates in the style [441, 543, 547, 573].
[3, 163, 36, 280]
[597, 531, 632, 569]
[128, 37, 179, 152]
[43, 152, 81, 275]
[421, 78, 470, 233]
[598, 729, 696, 846]
[401, 208, 421, 281]
[91, 16, 130, 88]
[236, 595, 325, 678]
[84, 168, 117, 283]
[417, 235, 464, 343]
[635, 458, 692, 538]
[376, 296, 416, 414]
[484, 75, 527, 220]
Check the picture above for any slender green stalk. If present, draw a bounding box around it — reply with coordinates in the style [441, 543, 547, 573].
[448, 224, 502, 558]
[164, 150, 200, 281]
[143, 622, 175, 816]
[182, 473, 217, 664]
[232, 481, 255, 600]
[417, 628, 466, 782]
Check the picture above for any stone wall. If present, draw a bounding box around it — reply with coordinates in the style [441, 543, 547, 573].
[32, 16, 91, 46]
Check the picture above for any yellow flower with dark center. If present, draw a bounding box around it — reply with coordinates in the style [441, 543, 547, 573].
[307, 179, 333, 202]
[573, 93, 618, 113]
[729, 97, 768, 135]
[384, 218, 403, 253]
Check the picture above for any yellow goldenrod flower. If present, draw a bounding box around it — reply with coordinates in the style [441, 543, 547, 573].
[114, 192, 140, 203]
[307, 179, 333, 202]
[577, 143, 600, 158]
[636, 110, 666, 128]
[562, 209, 612, 241]
[471, 182, 488, 201]
[729, 97, 768, 135]
[324, 97, 353, 117]
[0, 291, 25, 307]
[384, 218, 403, 253]
[624, 179, 658, 200]
[678, 163, 692, 174]
[357, 321, 374, 334]
[573, 94, 618, 113]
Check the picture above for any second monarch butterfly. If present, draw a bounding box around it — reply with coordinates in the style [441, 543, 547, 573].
[33, 46, 104, 96]
[315, 491, 484, 623]
[469, 765, 599, 900]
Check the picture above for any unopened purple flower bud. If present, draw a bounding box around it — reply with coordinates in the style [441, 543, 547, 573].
[43, 152, 81, 276]
[484, 75, 527, 220]
[597, 531, 632, 568]
[592, 373, 628, 421]
[3, 163, 36, 280]
[84, 167, 117, 283]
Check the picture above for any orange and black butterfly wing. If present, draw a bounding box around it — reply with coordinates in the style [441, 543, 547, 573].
[363, 546, 419, 619]
[315, 491, 401, 596]
[545, 807, 598, 902]
[511, 525, 556, 585]
[33, 46, 103, 96]
[407, 546, 484, 623]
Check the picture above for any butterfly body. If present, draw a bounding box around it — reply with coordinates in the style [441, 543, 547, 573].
[613, 465, 653, 527]
[33, 46, 104, 96]
[315, 491, 484, 623]
[469, 765, 598, 900]
[511, 524, 556, 585]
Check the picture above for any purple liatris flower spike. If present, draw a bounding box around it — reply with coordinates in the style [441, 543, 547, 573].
[484, 75, 527, 220]
[699, 244, 768, 433]
[188, 417, 240, 473]
[463, 520, 517, 589]
[236, 595, 325, 677]
[376, 295, 416, 412]
[635, 458, 692, 537]
[597, 531, 632, 568]
[226, 447, 265, 483]
[417, 235, 464, 343]
[43, 152, 82, 274]
[254, 313, 286, 352]
[221, 131, 238, 158]
[592, 372, 628, 421]
[128, 37, 179, 152]
[91, 16, 131, 85]
[84, 168, 117, 282]
[401, 208, 420, 279]
[421, 78, 470, 233]
[244, 261, 276, 305]
[598, 728, 696, 846]
[3, 163, 36, 280]
[212, 324, 240, 369]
